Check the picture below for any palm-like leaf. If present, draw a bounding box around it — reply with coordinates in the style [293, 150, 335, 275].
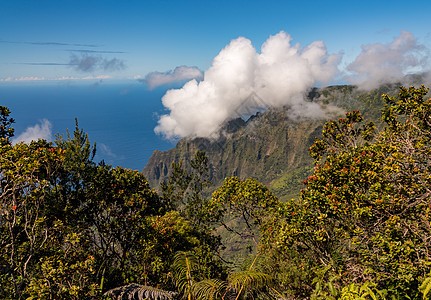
[191, 279, 227, 300]
[171, 251, 276, 300]
[103, 283, 178, 300]
[228, 270, 274, 299]
[173, 251, 199, 299]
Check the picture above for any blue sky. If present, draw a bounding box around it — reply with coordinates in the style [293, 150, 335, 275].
[1, 0, 431, 83]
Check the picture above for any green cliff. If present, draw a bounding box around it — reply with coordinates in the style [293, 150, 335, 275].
[143, 84, 401, 200]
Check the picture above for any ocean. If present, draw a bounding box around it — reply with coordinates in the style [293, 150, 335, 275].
[0, 82, 177, 171]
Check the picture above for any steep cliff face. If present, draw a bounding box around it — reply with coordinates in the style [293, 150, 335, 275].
[143, 109, 322, 197]
[143, 84, 398, 199]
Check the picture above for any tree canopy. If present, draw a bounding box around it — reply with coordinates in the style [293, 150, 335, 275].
[0, 112, 223, 299]
[261, 86, 431, 299]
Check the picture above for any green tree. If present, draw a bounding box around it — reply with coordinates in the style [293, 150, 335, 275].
[158, 150, 224, 286]
[0, 112, 105, 299]
[0, 110, 228, 298]
[161, 150, 212, 224]
[184, 150, 211, 225]
[0, 105, 14, 145]
[83, 164, 164, 289]
[207, 176, 282, 269]
[0, 139, 66, 298]
[54, 119, 97, 222]
[208, 177, 280, 242]
[25, 226, 99, 300]
[54, 121, 165, 290]
[266, 86, 431, 298]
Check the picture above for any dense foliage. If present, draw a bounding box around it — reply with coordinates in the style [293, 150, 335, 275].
[0, 114, 222, 299]
[261, 85, 431, 299]
[3, 85, 431, 299]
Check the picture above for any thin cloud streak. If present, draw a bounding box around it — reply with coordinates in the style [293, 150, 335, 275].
[13, 55, 126, 72]
[0, 76, 46, 82]
[16, 62, 71, 66]
[67, 49, 126, 54]
[0, 75, 111, 82]
[0, 40, 99, 47]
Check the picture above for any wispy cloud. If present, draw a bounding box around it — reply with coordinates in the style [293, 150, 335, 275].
[12, 54, 126, 73]
[0, 76, 46, 82]
[0, 75, 111, 82]
[67, 49, 126, 54]
[346, 30, 429, 89]
[99, 143, 117, 158]
[2, 39, 126, 74]
[0, 40, 99, 47]
[59, 75, 112, 80]
[69, 53, 126, 72]
[12, 119, 52, 144]
[141, 66, 203, 89]
[16, 62, 71, 66]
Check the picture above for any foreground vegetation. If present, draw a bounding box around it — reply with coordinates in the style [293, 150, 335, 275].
[2, 85, 431, 299]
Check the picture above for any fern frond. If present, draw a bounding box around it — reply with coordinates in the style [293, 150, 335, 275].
[228, 270, 274, 293]
[103, 283, 178, 300]
[420, 277, 431, 299]
[173, 251, 199, 275]
[173, 251, 199, 298]
[191, 279, 227, 300]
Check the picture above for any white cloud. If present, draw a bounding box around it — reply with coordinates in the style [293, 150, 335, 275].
[155, 31, 341, 139]
[57, 75, 112, 81]
[142, 66, 203, 89]
[0, 75, 112, 82]
[0, 76, 46, 82]
[81, 75, 111, 80]
[12, 119, 53, 144]
[346, 30, 429, 89]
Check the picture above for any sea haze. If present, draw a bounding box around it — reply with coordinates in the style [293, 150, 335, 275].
[0, 82, 176, 171]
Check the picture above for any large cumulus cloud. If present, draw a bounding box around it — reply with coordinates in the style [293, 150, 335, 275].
[155, 31, 341, 139]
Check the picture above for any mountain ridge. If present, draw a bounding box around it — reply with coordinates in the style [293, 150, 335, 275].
[142, 83, 405, 199]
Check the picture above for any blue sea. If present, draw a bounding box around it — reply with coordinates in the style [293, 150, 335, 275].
[0, 82, 177, 171]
